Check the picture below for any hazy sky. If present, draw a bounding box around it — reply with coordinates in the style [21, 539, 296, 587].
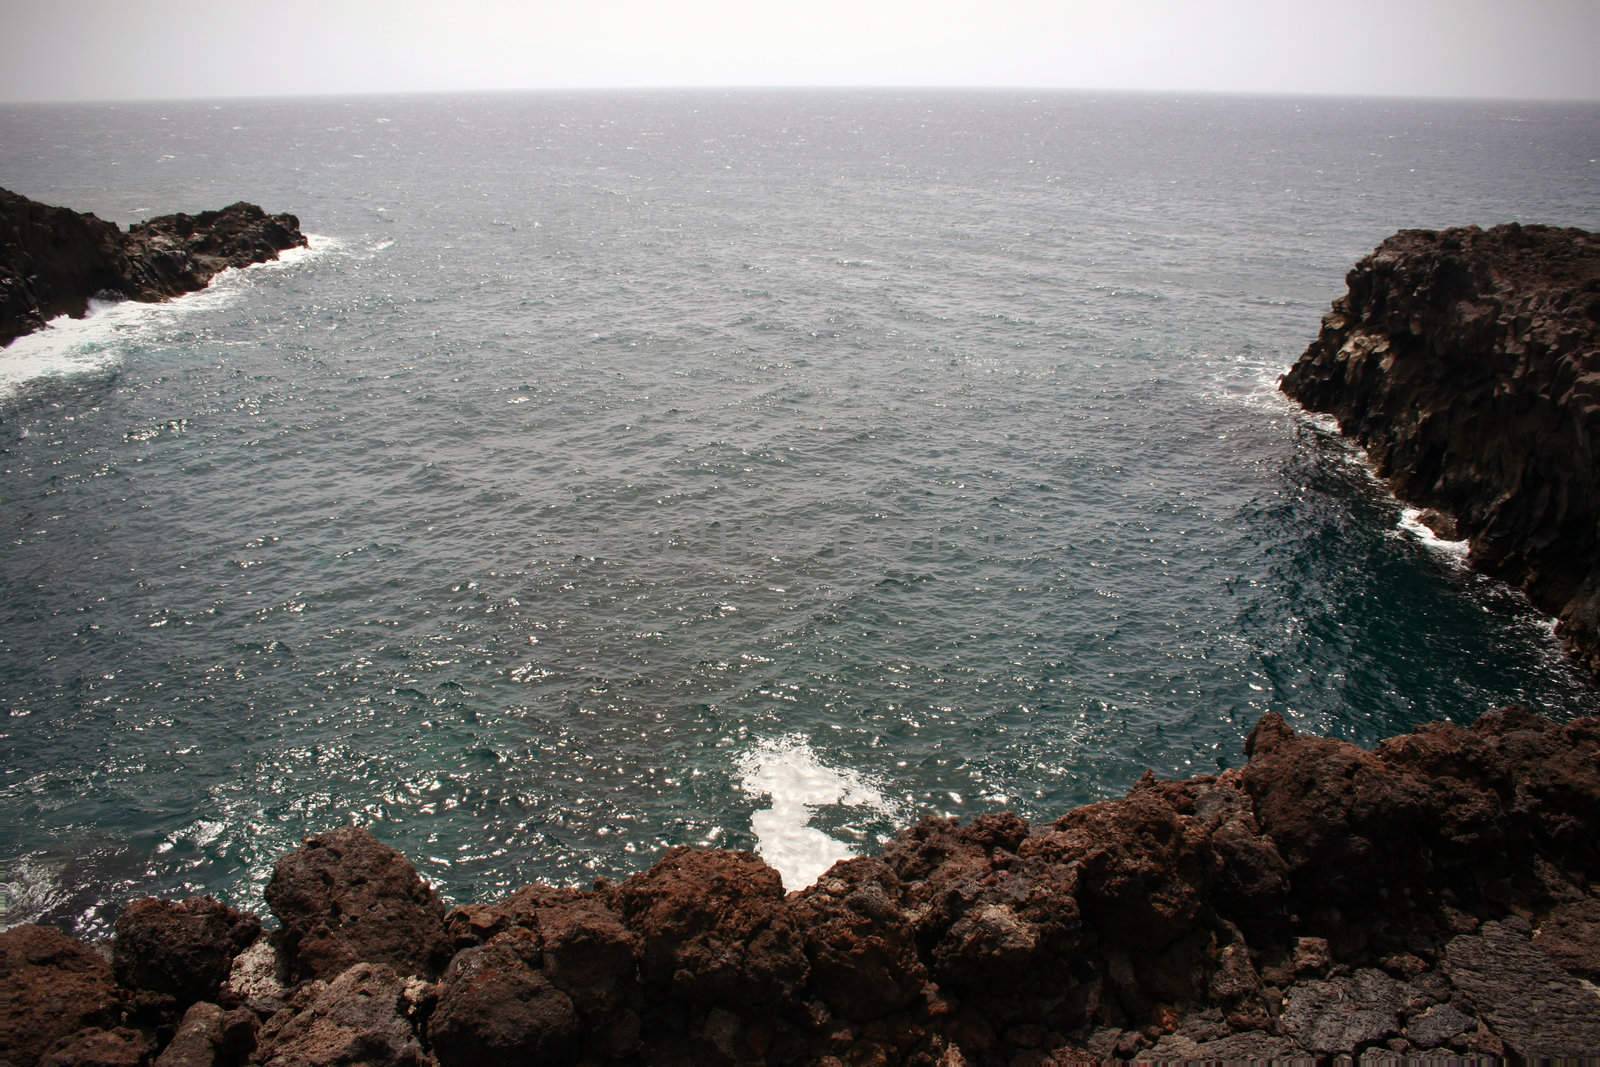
[4, 0, 1598, 104]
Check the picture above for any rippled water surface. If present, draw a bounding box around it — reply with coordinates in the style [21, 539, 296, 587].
[2, 91, 1596, 932]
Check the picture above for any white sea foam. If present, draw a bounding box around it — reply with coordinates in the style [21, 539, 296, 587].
[1201, 352, 1293, 410]
[0, 234, 337, 402]
[734, 736, 900, 891]
[0, 855, 67, 931]
[1397, 506, 1470, 564]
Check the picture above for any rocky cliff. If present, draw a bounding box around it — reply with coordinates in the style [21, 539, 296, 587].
[4, 708, 1599, 1065]
[1281, 223, 1600, 673]
[0, 188, 306, 347]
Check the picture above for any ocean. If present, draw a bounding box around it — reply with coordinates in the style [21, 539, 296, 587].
[1, 90, 1596, 935]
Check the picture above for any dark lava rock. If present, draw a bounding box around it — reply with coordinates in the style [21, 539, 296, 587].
[1242, 708, 1600, 917]
[532, 897, 638, 1014]
[253, 963, 425, 1067]
[442, 883, 587, 949]
[0, 187, 306, 347]
[789, 858, 925, 1021]
[8, 708, 1600, 1064]
[616, 847, 809, 1008]
[1278, 968, 1407, 1054]
[1142, 1028, 1309, 1061]
[265, 826, 451, 983]
[1443, 919, 1600, 1058]
[1, 925, 122, 1067]
[1280, 224, 1600, 673]
[1405, 1002, 1474, 1049]
[1532, 894, 1600, 978]
[37, 1027, 153, 1067]
[149, 1001, 255, 1067]
[112, 897, 259, 1007]
[428, 930, 578, 1066]
[152, 1002, 230, 1067]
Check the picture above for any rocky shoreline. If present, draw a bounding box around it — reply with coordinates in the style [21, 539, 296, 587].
[0, 188, 307, 347]
[3, 707, 1598, 1065]
[5, 226, 1600, 1065]
[1281, 223, 1600, 674]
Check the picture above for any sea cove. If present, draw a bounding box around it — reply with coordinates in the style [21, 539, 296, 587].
[2, 91, 1597, 938]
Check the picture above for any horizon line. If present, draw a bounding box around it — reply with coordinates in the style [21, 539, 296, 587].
[4, 83, 1598, 109]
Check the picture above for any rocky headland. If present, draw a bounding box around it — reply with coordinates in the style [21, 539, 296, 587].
[1281, 223, 1600, 674]
[0, 188, 306, 347]
[3, 708, 1599, 1065]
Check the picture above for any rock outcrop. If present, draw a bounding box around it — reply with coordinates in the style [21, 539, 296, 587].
[113, 898, 260, 1009]
[3, 708, 1598, 1064]
[1280, 223, 1600, 672]
[264, 826, 452, 984]
[0, 187, 306, 346]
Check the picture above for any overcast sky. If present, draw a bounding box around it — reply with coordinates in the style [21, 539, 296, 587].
[4, 0, 1598, 104]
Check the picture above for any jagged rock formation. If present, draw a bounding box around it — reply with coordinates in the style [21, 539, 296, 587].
[0, 187, 306, 347]
[3, 708, 1599, 1065]
[1281, 223, 1600, 673]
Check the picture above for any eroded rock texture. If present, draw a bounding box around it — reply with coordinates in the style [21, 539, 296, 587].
[0, 187, 306, 346]
[1281, 224, 1600, 672]
[113, 897, 260, 1009]
[264, 826, 452, 983]
[0, 925, 122, 1067]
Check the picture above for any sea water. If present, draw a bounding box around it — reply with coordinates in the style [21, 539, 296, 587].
[1, 90, 1596, 934]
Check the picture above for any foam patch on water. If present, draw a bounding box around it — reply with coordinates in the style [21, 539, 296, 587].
[0, 234, 338, 402]
[0, 855, 67, 931]
[735, 736, 900, 891]
[1397, 506, 1470, 564]
[1201, 352, 1301, 413]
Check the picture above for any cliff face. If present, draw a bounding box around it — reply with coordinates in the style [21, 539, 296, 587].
[0, 188, 307, 347]
[4, 709, 1599, 1065]
[1281, 223, 1600, 672]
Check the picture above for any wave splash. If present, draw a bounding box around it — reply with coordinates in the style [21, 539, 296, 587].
[1397, 506, 1471, 564]
[734, 736, 900, 891]
[0, 234, 338, 403]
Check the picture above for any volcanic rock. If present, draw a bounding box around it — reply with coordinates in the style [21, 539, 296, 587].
[6, 706, 1600, 1063]
[1277, 968, 1407, 1053]
[265, 826, 451, 983]
[427, 929, 578, 1066]
[1, 924, 122, 1067]
[1280, 223, 1600, 672]
[112, 897, 260, 1008]
[252, 963, 425, 1067]
[37, 1027, 153, 1067]
[0, 187, 306, 347]
[790, 858, 926, 1021]
[1443, 919, 1600, 1058]
[616, 847, 809, 1008]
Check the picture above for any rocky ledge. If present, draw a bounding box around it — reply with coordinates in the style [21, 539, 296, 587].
[1281, 223, 1600, 673]
[0, 188, 307, 347]
[4, 708, 1599, 1065]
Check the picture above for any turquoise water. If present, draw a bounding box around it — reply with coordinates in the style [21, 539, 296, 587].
[1, 91, 1596, 933]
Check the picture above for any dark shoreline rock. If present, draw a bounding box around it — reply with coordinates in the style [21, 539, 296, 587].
[4, 708, 1598, 1065]
[0, 187, 307, 347]
[1280, 223, 1600, 674]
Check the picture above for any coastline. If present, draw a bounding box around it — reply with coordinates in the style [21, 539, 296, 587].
[4, 184, 1598, 1063]
[4, 707, 1599, 1065]
[1281, 223, 1600, 676]
[0, 188, 307, 349]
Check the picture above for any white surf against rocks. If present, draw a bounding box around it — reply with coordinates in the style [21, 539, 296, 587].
[0, 235, 336, 402]
[1398, 506, 1471, 564]
[735, 736, 901, 891]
